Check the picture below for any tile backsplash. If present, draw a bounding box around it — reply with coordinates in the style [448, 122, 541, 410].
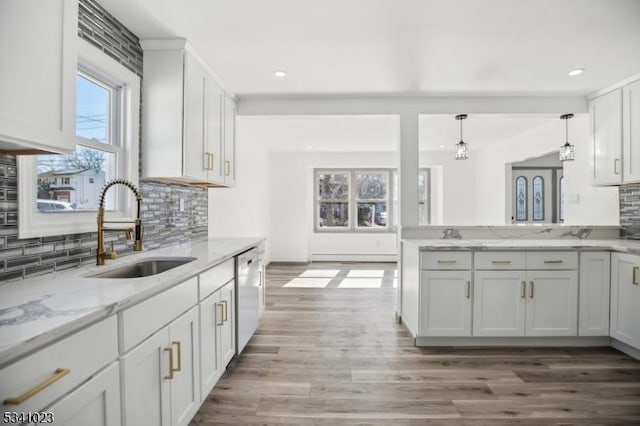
[620, 185, 640, 239]
[0, 0, 208, 283]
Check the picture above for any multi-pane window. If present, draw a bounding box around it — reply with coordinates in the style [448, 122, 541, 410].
[36, 72, 121, 211]
[316, 168, 430, 231]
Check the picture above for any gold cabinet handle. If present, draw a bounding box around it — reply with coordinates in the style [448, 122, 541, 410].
[221, 300, 228, 322]
[437, 260, 456, 264]
[465, 281, 471, 298]
[492, 260, 512, 264]
[216, 302, 225, 326]
[210, 153, 215, 171]
[225, 160, 230, 176]
[543, 260, 563, 264]
[204, 153, 210, 171]
[3, 367, 70, 405]
[529, 281, 535, 298]
[164, 347, 175, 380]
[633, 266, 639, 285]
[171, 341, 182, 373]
[521, 281, 526, 298]
[614, 158, 620, 175]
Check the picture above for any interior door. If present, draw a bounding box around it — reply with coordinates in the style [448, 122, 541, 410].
[512, 169, 553, 223]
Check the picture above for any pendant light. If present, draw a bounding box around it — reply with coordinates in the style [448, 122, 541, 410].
[455, 114, 469, 160]
[559, 113, 575, 162]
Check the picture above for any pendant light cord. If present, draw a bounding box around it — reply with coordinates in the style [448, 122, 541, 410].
[460, 118, 463, 142]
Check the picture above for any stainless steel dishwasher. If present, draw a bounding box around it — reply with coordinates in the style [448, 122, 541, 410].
[236, 248, 260, 354]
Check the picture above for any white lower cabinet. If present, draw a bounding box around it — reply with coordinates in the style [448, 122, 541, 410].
[473, 271, 526, 336]
[199, 279, 235, 400]
[611, 253, 640, 349]
[121, 306, 200, 426]
[579, 252, 611, 336]
[525, 270, 578, 336]
[42, 362, 121, 426]
[419, 271, 472, 336]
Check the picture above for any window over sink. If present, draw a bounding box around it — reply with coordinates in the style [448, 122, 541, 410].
[18, 38, 140, 238]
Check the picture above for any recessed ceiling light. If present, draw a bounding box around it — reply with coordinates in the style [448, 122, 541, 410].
[439, 144, 445, 148]
[307, 145, 313, 149]
[568, 68, 584, 76]
[274, 70, 287, 78]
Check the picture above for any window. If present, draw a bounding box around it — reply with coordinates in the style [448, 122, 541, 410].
[392, 169, 430, 227]
[315, 168, 430, 232]
[532, 176, 544, 221]
[515, 176, 527, 221]
[559, 176, 565, 222]
[18, 38, 140, 238]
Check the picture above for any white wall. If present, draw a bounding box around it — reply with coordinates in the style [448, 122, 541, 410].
[270, 151, 399, 262]
[473, 114, 619, 225]
[208, 118, 272, 262]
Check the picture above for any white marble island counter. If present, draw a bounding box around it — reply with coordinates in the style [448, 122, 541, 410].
[0, 237, 264, 367]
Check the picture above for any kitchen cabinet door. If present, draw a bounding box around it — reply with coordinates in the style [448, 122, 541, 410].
[473, 271, 526, 337]
[205, 75, 224, 184]
[611, 253, 640, 349]
[419, 271, 472, 336]
[219, 280, 236, 365]
[623, 79, 640, 183]
[43, 362, 121, 426]
[168, 307, 200, 426]
[183, 53, 208, 182]
[0, 0, 77, 154]
[223, 94, 237, 187]
[121, 327, 171, 426]
[591, 89, 623, 185]
[199, 291, 222, 401]
[525, 271, 578, 336]
[579, 252, 610, 336]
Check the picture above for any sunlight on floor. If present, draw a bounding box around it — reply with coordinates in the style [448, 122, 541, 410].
[298, 269, 340, 278]
[283, 268, 395, 288]
[346, 270, 385, 278]
[338, 278, 382, 288]
[283, 277, 332, 288]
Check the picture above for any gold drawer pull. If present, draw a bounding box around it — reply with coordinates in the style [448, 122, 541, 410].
[164, 347, 175, 380]
[221, 300, 228, 322]
[465, 281, 471, 298]
[614, 158, 620, 175]
[633, 266, 639, 285]
[171, 341, 182, 373]
[543, 260, 563, 264]
[4, 367, 70, 405]
[216, 302, 225, 326]
[225, 160, 230, 176]
[521, 281, 526, 298]
[492, 260, 512, 264]
[437, 260, 457, 264]
[529, 281, 535, 298]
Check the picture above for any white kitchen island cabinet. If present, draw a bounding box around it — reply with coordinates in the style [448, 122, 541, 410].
[611, 253, 640, 350]
[141, 39, 234, 187]
[419, 271, 472, 336]
[121, 306, 200, 426]
[473, 271, 527, 337]
[0, 0, 77, 154]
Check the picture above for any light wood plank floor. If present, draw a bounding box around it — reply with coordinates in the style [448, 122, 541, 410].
[191, 262, 640, 425]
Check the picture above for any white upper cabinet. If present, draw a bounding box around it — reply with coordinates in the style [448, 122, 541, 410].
[623, 79, 640, 182]
[141, 39, 234, 187]
[591, 89, 623, 185]
[0, 0, 77, 154]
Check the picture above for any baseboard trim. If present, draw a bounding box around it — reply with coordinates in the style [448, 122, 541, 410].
[415, 336, 611, 347]
[611, 339, 640, 360]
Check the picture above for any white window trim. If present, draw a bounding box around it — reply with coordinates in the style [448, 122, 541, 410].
[18, 38, 140, 238]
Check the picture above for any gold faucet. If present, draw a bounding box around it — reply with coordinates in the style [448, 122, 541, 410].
[97, 179, 144, 265]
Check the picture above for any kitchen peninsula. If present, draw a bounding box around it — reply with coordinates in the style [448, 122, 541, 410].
[400, 225, 640, 361]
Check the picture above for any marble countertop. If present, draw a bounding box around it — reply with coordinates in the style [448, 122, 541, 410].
[0, 237, 264, 367]
[402, 238, 640, 254]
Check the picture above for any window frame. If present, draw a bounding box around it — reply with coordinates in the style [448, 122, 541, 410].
[314, 168, 431, 233]
[18, 38, 140, 238]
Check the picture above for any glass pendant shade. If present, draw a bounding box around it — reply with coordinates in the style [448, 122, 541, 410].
[559, 113, 575, 162]
[454, 114, 468, 160]
[559, 142, 575, 161]
[455, 141, 469, 160]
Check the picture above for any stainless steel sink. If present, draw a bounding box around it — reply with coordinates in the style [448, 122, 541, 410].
[89, 257, 197, 279]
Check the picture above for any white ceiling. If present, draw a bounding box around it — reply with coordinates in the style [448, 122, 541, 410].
[99, 0, 640, 97]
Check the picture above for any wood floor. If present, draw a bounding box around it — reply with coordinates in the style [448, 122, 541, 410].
[191, 262, 640, 425]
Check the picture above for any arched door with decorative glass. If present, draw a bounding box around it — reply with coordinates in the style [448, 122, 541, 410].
[512, 169, 554, 223]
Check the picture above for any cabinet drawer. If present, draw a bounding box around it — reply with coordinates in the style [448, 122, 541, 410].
[421, 251, 471, 270]
[0, 316, 117, 414]
[200, 258, 235, 300]
[527, 252, 578, 270]
[120, 277, 198, 352]
[475, 252, 526, 270]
